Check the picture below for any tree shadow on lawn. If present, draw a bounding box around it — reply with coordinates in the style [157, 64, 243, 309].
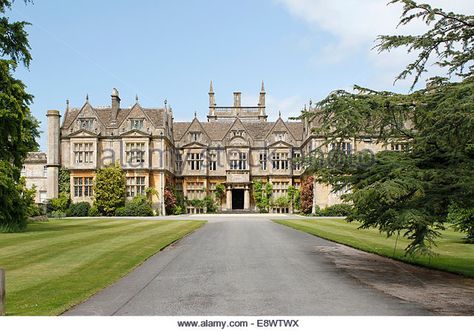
[314, 244, 474, 315]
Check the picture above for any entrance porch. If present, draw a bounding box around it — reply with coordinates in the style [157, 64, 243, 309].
[226, 184, 251, 211]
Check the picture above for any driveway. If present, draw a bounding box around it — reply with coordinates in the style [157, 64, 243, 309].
[64, 215, 429, 315]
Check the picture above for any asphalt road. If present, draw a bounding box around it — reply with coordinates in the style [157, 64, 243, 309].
[64, 215, 428, 315]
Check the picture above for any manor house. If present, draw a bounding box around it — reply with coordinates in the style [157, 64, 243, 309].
[46, 83, 382, 214]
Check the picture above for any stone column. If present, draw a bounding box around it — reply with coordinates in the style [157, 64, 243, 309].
[47, 110, 61, 200]
[244, 186, 250, 210]
[226, 187, 232, 210]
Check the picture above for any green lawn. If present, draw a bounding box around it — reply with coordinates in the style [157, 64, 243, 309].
[0, 218, 205, 316]
[274, 218, 474, 278]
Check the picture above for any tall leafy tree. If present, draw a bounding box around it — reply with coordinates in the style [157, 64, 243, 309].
[93, 163, 126, 216]
[376, 0, 474, 89]
[0, 0, 39, 232]
[303, 1, 474, 254]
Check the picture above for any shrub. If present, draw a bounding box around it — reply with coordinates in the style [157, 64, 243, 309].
[252, 180, 272, 213]
[319, 204, 352, 217]
[67, 202, 91, 217]
[28, 215, 48, 222]
[88, 205, 100, 217]
[172, 205, 185, 215]
[27, 203, 44, 217]
[203, 196, 217, 213]
[115, 196, 154, 216]
[50, 210, 66, 219]
[310, 205, 321, 217]
[273, 196, 290, 207]
[47, 192, 70, 213]
[214, 184, 225, 211]
[115, 207, 127, 216]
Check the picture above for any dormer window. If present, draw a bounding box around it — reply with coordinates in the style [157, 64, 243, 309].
[80, 118, 94, 130]
[131, 119, 144, 130]
[190, 132, 201, 142]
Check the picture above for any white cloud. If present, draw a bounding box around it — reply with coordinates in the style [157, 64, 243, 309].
[277, 0, 473, 45]
[276, 0, 474, 89]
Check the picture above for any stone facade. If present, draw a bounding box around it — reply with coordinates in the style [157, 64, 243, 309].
[22, 152, 48, 204]
[46, 82, 392, 214]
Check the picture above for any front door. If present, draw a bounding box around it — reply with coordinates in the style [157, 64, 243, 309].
[232, 189, 244, 210]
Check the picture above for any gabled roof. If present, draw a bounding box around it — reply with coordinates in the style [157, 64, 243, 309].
[265, 117, 299, 142]
[200, 122, 233, 140]
[286, 122, 304, 141]
[62, 102, 166, 129]
[173, 119, 303, 142]
[180, 117, 211, 142]
[221, 118, 250, 141]
[173, 122, 192, 140]
[242, 121, 274, 140]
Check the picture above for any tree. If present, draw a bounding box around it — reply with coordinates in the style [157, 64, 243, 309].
[252, 180, 272, 213]
[93, 163, 126, 216]
[164, 186, 178, 215]
[286, 185, 302, 212]
[300, 176, 314, 215]
[0, 163, 35, 231]
[302, 1, 474, 254]
[447, 204, 474, 243]
[0, 0, 40, 232]
[376, 0, 474, 89]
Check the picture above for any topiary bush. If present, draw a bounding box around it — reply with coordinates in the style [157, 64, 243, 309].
[67, 202, 91, 217]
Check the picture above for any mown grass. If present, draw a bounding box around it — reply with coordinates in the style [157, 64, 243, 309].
[0, 218, 205, 315]
[274, 218, 474, 278]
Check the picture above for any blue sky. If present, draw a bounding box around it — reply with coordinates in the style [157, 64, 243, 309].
[9, 0, 474, 150]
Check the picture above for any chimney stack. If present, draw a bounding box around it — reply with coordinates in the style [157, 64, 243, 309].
[46, 110, 61, 199]
[111, 88, 120, 123]
[233, 92, 241, 107]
